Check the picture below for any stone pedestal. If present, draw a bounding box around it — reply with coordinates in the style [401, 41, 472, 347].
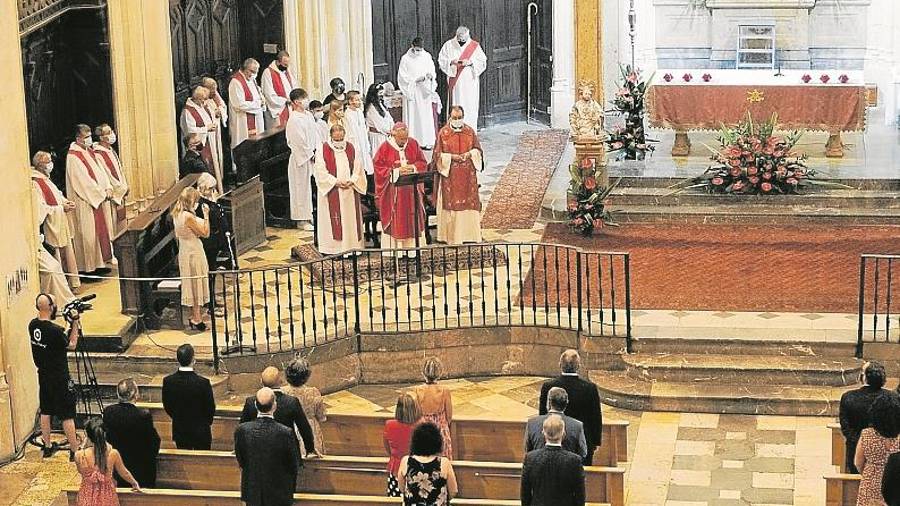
[573, 136, 609, 189]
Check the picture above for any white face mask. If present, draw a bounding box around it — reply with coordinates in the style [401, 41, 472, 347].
[82, 137, 93, 147]
[44, 162, 54, 174]
[450, 119, 464, 129]
[300, 99, 310, 109]
[106, 133, 117, 144]
[314, 111, 324, 121]
[332, 140, 346, 150]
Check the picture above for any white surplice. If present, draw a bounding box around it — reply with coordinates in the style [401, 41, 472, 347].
[228, 74, 265, 149]
[314, 142, 367, 255]
[398, 48, 440, 148]
[65, 142, 113, 272]
[285, 109, 316, 221]
[39, 242, 75, 305]
[344, 108, 374, 175]
[260, 62, 295, 128]
[180, 98, 223, 192]
[92, 143, 129, 233]
[438, 38, 487, 130]
[32, 170, 80, 290]
[365, 104, 394, 157]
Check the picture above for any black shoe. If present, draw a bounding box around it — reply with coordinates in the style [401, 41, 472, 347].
[188, 320, 207, 332]
[69, 450, 75, 462]
[41, 442, 58, 458]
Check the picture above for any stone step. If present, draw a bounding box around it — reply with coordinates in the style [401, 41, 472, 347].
[84, 370, 232, 404]
[622, 353, 863, 387]
[606, 187, 900, 209]
[632, 337, 857, 358]
[608, 205, 900, 226]
[590, 369, 848, 416]
[605, 176, 900, 192]
[68, 352, 218, 377]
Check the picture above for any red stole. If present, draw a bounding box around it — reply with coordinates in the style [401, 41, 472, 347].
[69, 148, 112, 261]
[33, 177, 59, 206]
[268, 65, 294, 126]
[95, 148, 121, 181]
[321, 143, 362, 242]
[232, 71, 258, 135]
[448, 40, 480, 98]
[184, 102, 215, 167]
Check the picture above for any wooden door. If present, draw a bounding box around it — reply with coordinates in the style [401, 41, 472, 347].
[528, 0, 552, 124]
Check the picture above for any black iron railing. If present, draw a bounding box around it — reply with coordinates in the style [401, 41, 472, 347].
[857, 254, 900, 357]
[208, 242, 632, 372]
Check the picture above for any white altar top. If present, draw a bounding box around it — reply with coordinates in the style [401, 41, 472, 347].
[650, 69, 865, 86]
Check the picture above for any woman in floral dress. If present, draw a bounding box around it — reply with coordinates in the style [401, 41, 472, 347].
[854, 393, 900, 506]
[413, 357, 453, 458]
[398, 422, 458, 506]
[283, 358, 327, 456]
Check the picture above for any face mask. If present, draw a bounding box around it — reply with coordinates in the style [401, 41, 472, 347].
[412, 48, 423, 55]
[82, 136, 93, 147]
[106, 133, 117, 144]
[332, 140, 346, 150]
[250, 72, 258, 80]
[450, 119, 464, 129]
[314, 111, 324, 120]
[458, 35, 469, 44]
[44, 162, 54, 174]
[334, 85, 345, 95]
[300, 99, 310, 109]
[277, 64, 288, 72]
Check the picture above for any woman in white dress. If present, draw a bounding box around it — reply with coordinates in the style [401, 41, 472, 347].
[171, 187, 210, 330]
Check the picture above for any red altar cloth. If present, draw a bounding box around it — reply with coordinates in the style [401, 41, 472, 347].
[647, 84, 867, 133]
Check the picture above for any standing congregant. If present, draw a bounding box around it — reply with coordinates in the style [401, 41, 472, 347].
[102, 378, 160, 488]
[260, 50, 295, 128]
[202, 77, 227, 190]
[92, 124, 128, 232]
[398, 38, 440, 149]
[66, 124, 114, 274]
[162, 344, 216, 450]
[285, 88, 316, 230]
[344, 90, 373, 175]
[180, 86, 218, 180]
[314, 124, 366, 255]
[229, 58, 265, 150]
[438, 26, 487, 130]
[31, 151, 79, 292]
[373, 123, 429, 251]
[539, 350, 602, 465]
[433, 106, 483, 244]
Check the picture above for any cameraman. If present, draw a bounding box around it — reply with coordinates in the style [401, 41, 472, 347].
[29, 293, 80, 459]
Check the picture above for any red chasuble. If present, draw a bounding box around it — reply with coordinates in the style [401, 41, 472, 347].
[321, 143, 362, 241]
[69, 149, 112, 261]
[373, 138, 429, 239]
[433, 124, 482, 212]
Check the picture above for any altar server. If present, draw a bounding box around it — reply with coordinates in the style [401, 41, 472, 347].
[260, 50, 295, 129]
[228, 58, 265, 149]
[66, 124, 114, 274]
[314, 124, 366, 255]
[438, 26, 487, 130]
[31, 151, 79, 291]
[372, 123, 429, 252]
[285, 88, 316, 230]
[365, 83, 394, 157]
[398, 38, 440, 149]
[344, 90, 373, 175]
[92, 124, 129, 232]
[433, 106, 483, 244]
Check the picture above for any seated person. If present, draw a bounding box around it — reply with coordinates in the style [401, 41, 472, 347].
[180, 133, 210, 179]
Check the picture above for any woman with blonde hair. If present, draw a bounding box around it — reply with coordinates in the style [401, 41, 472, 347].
[171, 186, 210, 330]
[383, 392, 421, 496]
[413, 357, 453, 459]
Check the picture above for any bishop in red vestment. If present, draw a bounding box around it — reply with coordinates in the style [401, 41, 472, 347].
[373, 123, 429, 252]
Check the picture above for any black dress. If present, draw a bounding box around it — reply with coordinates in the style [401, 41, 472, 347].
[196, 197, 236, 270]
[404, 457, 449, 506]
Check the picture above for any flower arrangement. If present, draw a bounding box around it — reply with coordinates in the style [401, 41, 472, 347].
[605, 65, 657, 161]
[682, 113, 823, 195]
[702, 73, 712, 82]
[820, 74, 831, 84]
[839, 74, 850, 84]
[567, 159, 619, 236]
[663, 73, 673, 82]
[801, 74, 812, 83]
[683, 73, 693, 82]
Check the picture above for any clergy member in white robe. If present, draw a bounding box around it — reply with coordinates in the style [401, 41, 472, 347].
[438, 26, 487, 131]
[39, 241, 75, 305]
[181, 85, 221, 189]
[92, 124, 129, 233]
[285, 88, 316, 229]
[398, 38, 440, 149]
[228, 58, 265, 150]
[364, 83, 394, 157]
[344, 90, 373, 175]
[260, 50, 296, 129]
[202, 77, 227, 189]
[65, 124, 114, 273]
[314, 124, 366, 255]
[31, 151, 80, 291]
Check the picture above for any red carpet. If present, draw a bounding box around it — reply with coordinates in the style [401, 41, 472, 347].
[528, 223, 900, 313]
[481, 129, 569, 229]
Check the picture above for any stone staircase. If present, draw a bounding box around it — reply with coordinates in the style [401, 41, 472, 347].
[590, 337, 864, 416]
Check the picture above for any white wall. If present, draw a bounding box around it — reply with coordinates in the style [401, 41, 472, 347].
[864, 0, 900, 125]
[603, 0, 658, 102]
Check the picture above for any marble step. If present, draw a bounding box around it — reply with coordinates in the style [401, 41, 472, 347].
[622, 353, 863, 387]
[605, 176, 900, 192]
[84, 370, 233, 405]
[590, 369, 848, 416]
[606, 204, 900, 225]
[68, 352, 218, 377]
[606, 187, 900, 209]
[632, 337, 857, 358]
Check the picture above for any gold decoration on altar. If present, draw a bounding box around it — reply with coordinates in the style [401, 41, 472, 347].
[747, 89, 765, 103]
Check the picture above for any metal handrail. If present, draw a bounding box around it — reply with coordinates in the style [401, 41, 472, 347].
[857, 254, 900, 358]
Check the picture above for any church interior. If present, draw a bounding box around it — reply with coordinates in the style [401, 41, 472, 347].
[1, 0, 900, 504]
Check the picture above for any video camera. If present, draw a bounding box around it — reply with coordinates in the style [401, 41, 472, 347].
[62, 294, 96, 324]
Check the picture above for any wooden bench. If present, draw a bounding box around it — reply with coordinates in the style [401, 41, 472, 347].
[139, 403, 629, 466]
[153, 449, 625, 506]
[64, 488, 610, 506]
[828, 422, 848, 472]
[825, 473, 860, 506]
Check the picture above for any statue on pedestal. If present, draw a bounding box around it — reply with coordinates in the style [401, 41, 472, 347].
[569, 80, 605, 140]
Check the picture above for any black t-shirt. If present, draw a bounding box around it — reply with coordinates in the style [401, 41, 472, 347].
[29, 318, 70, 379]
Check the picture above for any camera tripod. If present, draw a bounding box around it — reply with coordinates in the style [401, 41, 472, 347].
[72, 330, 104, 420]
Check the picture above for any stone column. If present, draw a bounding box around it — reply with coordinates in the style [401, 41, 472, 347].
[550, 0, 576, 128]
[575, 0, 603, 96]
[0, 0, 41, 462]
[107, 0, 179, 201]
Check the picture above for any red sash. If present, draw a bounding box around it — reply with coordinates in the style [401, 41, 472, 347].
[269, 66, 294, 126]
[184, 103, 215, 167]
[69, 149, 112, 261]
[95, 148, 121, 181]
[321, 143, 362, 242]
[233, 72, 258, 135]
[33, 177, 59, 206]
[448, 40, 480, 98]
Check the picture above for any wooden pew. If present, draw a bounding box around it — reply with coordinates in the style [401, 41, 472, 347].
[154, 449, 625, 506]
[825, 474, 860, 506]
[64, 488, 611, 506]
[139, 403, 629, 466]
[829, 422, 847, 472]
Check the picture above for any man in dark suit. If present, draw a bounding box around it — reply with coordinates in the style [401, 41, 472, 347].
[539, 349, 602, 465]
[235, 387, 301, 506]
[240, 366, 315, 457]
[526, 387, 587, 459]
[161, 344, 216, 450]
[839, 361, 890, 473]
[102, 378, 161, 488]
[521, 415, 585, 506]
